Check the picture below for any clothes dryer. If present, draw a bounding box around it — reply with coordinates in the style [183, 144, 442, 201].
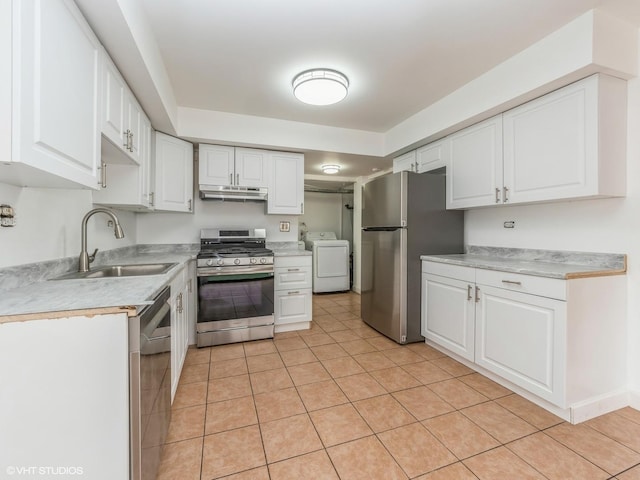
[303, 232, 350, 293]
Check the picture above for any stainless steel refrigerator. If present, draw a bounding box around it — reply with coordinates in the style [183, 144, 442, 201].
[361, 170, 464, 343]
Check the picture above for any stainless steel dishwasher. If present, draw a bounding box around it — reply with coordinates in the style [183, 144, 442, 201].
[129, 287, 171, 480]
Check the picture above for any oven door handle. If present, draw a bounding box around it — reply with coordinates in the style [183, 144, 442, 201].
[197, 267, 274, 278]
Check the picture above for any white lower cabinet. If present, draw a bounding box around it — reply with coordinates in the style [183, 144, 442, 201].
[274, 255, 312, 332]
[475, 284, 566, 405]
[422, 260, 626, 422]
[170, 262, 194, 402]
[0, 312, 130, 479]
[421, 272, 475, 361]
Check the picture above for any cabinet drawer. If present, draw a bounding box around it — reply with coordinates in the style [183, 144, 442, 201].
[475, 269, 566, 300]
[275, 266, 312, 290]
[275, 288, 312, 325]
[422, 261, 475, 283]
[274, 255, 312, 269]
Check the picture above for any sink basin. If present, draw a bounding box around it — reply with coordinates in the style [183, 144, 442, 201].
[53, 263, 177, 280]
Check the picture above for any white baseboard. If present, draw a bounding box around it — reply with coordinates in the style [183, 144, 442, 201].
[274, 321, 310, 333]
[425, 339, 635, 424]
[570, 389, 630, 424]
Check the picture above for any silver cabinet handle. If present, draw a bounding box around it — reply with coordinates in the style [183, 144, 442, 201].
[475, 286, 480, 303]
[503, 186, 509, 202]
[287, 291, 300, 295]
[123, 130, 130, 149]
[229, 173, 233, 185]
[149, 192, 154, 207]
[129, 132, 134, 152]
[236, 173, 239, 185]
[99, 162, 107, 188]
[301, 202, 304, 214]
[287, 268, 300, 272]
[495, 187, 500, 203]
[177, 292, 183, 313]
[467, 285, 472, 301]
[502, 280, 522, 286]
[188, 199, 192, 211]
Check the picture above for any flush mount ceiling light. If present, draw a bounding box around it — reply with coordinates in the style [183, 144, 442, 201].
[321, 164, 341, 174]
[292, 69, 349, 106]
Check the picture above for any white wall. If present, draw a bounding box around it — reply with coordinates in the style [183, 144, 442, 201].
[0, 183, 137, 268]
[465, 68, 640, 400]
[299, 192, 345, 240]
[136, 196, 298, 244]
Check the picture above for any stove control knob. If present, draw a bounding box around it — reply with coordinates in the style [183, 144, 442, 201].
[234, 258, 241, 265]
[206, 259, 214, 267]
[260, 257, 267, 264]
[217, 259, 224, 266]
[250, 258, 257, 264]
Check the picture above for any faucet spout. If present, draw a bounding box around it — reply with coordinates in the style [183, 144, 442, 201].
[79, 208, 125, 272]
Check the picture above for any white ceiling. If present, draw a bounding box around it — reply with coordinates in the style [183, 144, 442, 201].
[80, 0, 640, 180]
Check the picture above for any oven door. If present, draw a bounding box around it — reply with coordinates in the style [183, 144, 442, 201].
[196, 268, 275, 346]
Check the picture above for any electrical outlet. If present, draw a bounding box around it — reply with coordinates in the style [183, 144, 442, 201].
[279, 221, 290, 232]
[0, 204, 14, 217]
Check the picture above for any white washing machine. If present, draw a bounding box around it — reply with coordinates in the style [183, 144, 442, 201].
[303, 232, 350, 293]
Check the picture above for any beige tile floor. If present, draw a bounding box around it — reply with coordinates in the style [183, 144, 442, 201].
[157, 292, 640, 480]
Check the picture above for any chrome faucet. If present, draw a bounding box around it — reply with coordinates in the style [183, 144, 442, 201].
[78, 208, 125, 272]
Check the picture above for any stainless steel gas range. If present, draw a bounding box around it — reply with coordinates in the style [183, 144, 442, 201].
[196, 228, 275, 347]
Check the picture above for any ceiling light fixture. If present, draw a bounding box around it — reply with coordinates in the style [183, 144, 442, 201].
[292, 69, 349, 106]
[321, 164, 341, 174]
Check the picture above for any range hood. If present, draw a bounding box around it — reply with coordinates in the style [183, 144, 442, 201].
[199, 185, 268, 202]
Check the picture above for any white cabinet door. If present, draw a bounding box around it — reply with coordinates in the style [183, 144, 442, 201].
[10, 0, 101, 189]
[154, 132, 194, 212]
[92, 115, 153, 210]
[475, 284, 566, 405]
[417, 140, 447, 173]
[421, 273, 475, 361]
[267, 152, 304, 214]
[502, 75, 625, 204]
[199, 144, 235, 186]
[101, 52, 126, 150]
[235, 148, 268, 187]
[447, 115, 503, 209]
[170, 267, 189, 402]
[392, 151, 417, 173]
[123, 92, 142, 165]
[275, 289, 312, 325]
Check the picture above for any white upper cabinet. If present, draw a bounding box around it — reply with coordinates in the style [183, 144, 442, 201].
[502, 74, 626, 204]
[92, 117, 153, 211]
[446, 74, 626, 210]
[100, 50, 144, 165]
[267, 151, 304, 215]
[0, 0, 102, 189]
[235, 148, 268, 187]
[416, 139, 447, 173]
[392, 150, 417, 173]
[154, 132, 194, 213]
[198, 145, 268, 187]
[199, 144, 235, 186]
[446, 115, 503, 209]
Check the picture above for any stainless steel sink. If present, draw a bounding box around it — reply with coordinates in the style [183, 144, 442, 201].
[53, 263, 177, 280]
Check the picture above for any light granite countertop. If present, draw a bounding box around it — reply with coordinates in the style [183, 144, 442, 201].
[421, 246, 626, 280]
[0, 246, 197, 322]
[268, 241, 312, 257]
